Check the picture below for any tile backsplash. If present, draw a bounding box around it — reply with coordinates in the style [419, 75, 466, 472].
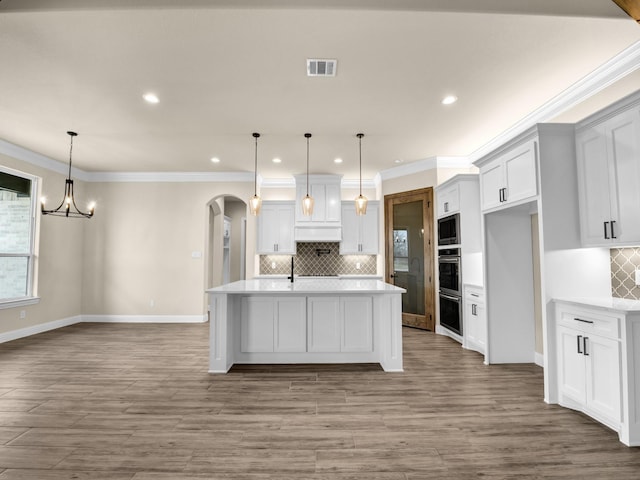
[259, 242, 377, 276]
[611, 248, 640, 300]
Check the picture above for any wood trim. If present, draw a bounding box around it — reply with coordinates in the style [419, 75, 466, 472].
[612, 0, 640, 23]
[384, 187, 435, 331]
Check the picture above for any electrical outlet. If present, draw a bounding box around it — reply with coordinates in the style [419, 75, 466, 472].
[271, 262, 276, 269]
[19, 310, 26, 319]
[356, 262, 361, 270]
[635, 269, 640, 286]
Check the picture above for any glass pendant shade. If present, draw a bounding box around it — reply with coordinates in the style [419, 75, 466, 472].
[355, 194, 368, 215]
[302, 133, 314, 216]
[302, 194, 314, 216]
[249, 194, 262, 216]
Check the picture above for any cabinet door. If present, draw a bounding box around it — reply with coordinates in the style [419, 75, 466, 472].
[325, 184, 342, 222]
[340, 296, 373, 352]
[480, 162, 504, 211]
[257, 205, 279, 254]
[339, 203, 360, 254]
[257, 203, 295, 254]
[475, 301, 486, 351]
[307, 297, 341, 352]
[240, 297, 274, 352]
[276, 204, 296, 254]
[503, 140, 537, 205]
[437, 184, 460, 217]
[585, 334, 621, 423]
[557, 326, 586, 405]
[576, 126, 613, 246]
[359, 202, 379, 254]
[274, 297, 307, 353]
[463, 297, 478, 347]
[606, 109, 640, 245]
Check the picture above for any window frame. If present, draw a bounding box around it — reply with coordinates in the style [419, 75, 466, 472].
[0, 164, 40, 309]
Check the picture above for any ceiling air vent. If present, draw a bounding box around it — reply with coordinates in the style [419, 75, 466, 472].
[307, 59, 337, 77]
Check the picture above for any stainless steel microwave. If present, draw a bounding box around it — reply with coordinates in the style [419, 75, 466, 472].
[437, 213, 460, 246]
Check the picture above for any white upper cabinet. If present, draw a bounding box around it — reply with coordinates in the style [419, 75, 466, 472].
[436, 183, 460, 218]
[339, 201, 379, 254]
[479, 140, 538, 212]
[256, 201, 296, 254]
[295, 175, 342, 225]
[576, 107, 640, 247]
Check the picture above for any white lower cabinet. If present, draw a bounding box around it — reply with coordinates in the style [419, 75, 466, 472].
[463, 285, 486, 355]
[241, 296, 306, 353]
[554, 302, 622, 431]
[241, 295, 373, 355]
[307, 297, 341, 352]
[307, 296, 373, 353]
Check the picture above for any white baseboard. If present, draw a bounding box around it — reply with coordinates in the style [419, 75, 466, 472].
[0, 314, 208, 344]
[82, 314, 208, 324]
[0, 315, 82, 343]
[535, 351, 545, 368]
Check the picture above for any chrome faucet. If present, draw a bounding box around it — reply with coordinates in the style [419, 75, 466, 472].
[287, 257, 294, 283]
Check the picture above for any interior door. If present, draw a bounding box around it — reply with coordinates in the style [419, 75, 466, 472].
[384, 188, 435, 331]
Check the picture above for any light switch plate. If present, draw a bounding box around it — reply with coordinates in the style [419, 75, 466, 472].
[635, 269, 640, 286]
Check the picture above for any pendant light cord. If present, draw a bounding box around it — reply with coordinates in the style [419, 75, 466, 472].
[357, 133, 364, 196]
[252, 132, 260, 196]
[305, 133, 311, 195]
[67, 132, 75, 181]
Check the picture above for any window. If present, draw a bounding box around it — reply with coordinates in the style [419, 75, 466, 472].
[393, 228, 409, 272]
[0, 166, 38, 305]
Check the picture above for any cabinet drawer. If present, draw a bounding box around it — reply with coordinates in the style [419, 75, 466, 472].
[464, 286, 485, 305]
[556, 304, 621, 340]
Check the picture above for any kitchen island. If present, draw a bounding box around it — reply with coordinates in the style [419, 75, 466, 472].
[206, 278, 405, 373]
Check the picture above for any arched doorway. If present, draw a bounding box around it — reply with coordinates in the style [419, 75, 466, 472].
[206, 195, 247, 290]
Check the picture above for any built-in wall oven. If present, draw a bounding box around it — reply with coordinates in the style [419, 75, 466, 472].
[438, 248, 462, 335]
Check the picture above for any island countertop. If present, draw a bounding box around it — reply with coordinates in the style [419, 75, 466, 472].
[207, 278, 406, 295]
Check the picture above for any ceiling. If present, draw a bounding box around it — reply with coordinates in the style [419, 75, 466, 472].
[1, 0, 640, 182]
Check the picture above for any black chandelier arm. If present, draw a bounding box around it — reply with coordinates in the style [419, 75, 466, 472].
[41, 179, 94, 218]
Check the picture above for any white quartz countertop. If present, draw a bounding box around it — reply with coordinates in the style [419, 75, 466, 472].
[553, 296, 640, 313]
[207, 279, 406, 294]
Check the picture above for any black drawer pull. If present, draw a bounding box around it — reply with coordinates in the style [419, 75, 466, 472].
[574, 317, 594, 324]
[470, 293, 479, 297]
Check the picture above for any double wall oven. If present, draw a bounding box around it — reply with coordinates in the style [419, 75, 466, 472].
[438, 213, 462, 336]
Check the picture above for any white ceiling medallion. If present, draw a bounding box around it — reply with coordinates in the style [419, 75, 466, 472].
[307, 59, 337, 77]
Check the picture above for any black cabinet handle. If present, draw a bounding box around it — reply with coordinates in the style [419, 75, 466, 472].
[604, 221, 609, 239]
[472, 304, 477, 316]
[502, 187, 507, 202]
[577, 335, 583, 354]
[584, 337, 589, 356]
[611, 221, 617, 239]
[574, 317, 594, 324]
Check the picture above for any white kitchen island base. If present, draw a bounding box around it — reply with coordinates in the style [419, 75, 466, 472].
[207, 279, 405, 373]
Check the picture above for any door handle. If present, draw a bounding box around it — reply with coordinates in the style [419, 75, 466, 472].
[577, 335, 583, 354]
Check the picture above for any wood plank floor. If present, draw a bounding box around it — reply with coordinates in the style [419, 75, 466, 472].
[1, 323, 639, 479]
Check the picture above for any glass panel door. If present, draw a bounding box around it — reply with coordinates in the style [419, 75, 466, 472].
[385, 189, 435, 331]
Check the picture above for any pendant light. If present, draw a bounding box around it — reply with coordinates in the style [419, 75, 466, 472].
[301, 133, 314, 216]
[249, 132, 262, 216]
[355, 133, 368, 215]
[41, 131, 95, 218]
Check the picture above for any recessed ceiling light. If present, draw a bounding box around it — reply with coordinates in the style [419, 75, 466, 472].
[272, 158, 282, 164]
[442, 95, 458, 105]
[143, 93, 159, 104]
[394, 159, 404, 164]
[334, 158, 343, 164]
[211, 157, 220, 164]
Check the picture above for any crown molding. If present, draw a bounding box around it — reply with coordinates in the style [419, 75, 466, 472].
[0, 138, 85, 179]
[469, 39, 640, 164]
[82, 171, 255, 182]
